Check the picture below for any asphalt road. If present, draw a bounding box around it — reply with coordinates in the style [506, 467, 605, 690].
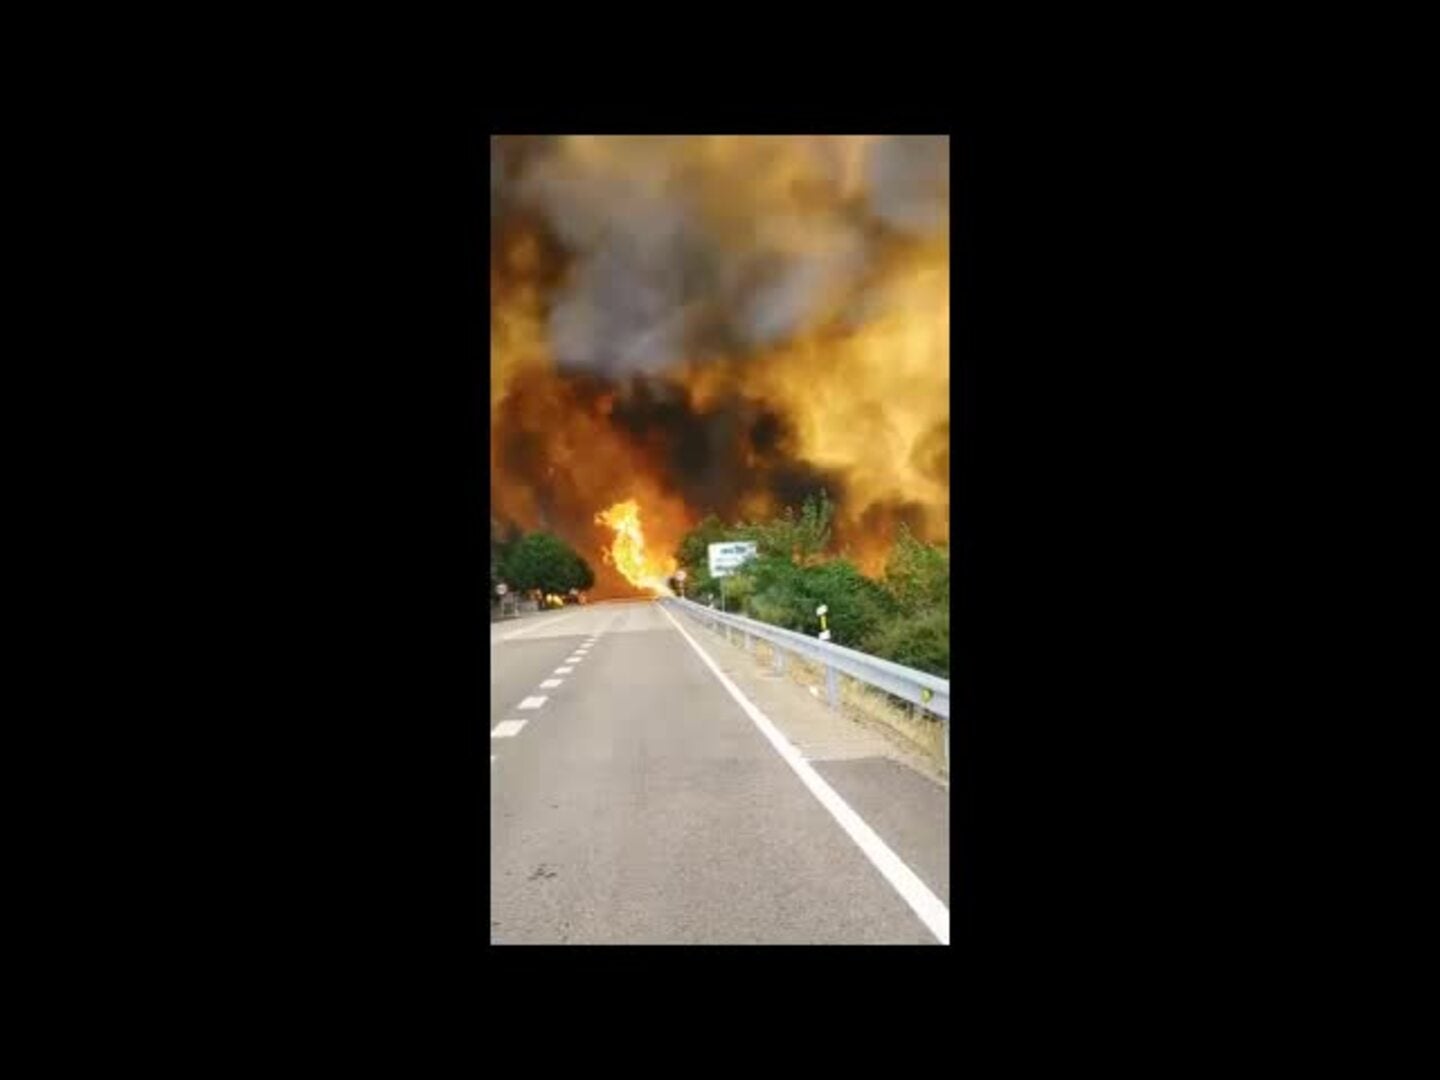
[489, 599, 949, 944]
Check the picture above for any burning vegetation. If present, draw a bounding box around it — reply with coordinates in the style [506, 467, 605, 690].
[490, 136, 949, 598]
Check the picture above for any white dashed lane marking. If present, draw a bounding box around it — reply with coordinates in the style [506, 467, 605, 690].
[491, 629, 612, 757]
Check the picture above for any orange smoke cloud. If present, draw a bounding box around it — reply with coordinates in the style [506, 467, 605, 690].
[490, 135, 949, 582]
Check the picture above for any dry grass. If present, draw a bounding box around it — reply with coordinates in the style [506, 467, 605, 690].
[709, 624, 948, 777]
[839, 678, 947, 767]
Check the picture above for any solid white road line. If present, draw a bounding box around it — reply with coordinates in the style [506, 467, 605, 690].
[555, 666, 574, 674]
[658, 602, 951, 946]
[500, 610, 583, 642]
[491, 720, 528, 738]
[540, 678, 563, 688]
[517, 696, 547, 710]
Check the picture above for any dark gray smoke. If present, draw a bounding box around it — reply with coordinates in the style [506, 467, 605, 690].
[491, 135, 949, 378]
[867, 135, 950, 234]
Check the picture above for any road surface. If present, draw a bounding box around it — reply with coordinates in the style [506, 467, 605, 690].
[489, 599, 950, 944]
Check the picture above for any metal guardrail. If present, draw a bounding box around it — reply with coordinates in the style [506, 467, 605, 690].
[662, 596, 950, 770]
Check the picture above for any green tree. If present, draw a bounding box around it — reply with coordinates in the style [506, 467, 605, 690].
[500, 532, 594, 596]
[798, 559, 896, 645]
[674, 499, 949, 673]
[674, 493, 837, 607]
[882, 525, 949, 616]
[752, 491, 834, 564]
[719, 569, 756, 610]
[744, 554, 810, 629]
[861, 607, 950, 677]
[737, 553, 895, 645]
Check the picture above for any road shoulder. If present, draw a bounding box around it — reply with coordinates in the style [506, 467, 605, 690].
[660, 601, 950, 922]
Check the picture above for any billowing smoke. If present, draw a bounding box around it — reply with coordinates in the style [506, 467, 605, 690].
[490, 135, 950, 595]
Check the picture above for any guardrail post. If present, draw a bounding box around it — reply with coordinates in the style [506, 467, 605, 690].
[682, 599, 950, 764]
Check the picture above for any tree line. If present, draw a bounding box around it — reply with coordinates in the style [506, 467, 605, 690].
[670, 492, 950, 677]
[491, 521, 595, 600]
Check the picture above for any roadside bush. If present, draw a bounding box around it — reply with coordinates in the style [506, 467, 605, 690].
[883, 525, 949, 616]
[861, 606, 950, 677]
[795, 560, 897, 646]
[671, 495, 947, 674]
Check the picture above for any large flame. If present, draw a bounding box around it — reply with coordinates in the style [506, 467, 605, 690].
[490, 136, 949, 587]
[595, 499, 678, 595]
